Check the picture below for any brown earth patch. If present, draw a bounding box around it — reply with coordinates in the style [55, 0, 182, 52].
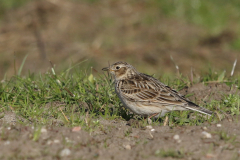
[0, 116, 239, 160]
[180, 82, 240, 104]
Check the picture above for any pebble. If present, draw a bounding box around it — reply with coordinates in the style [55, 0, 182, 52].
[173, 134, 181, 143]
[151, 129, 155, 132]
[202, 131, 212, 138]
[41, 128, 47, 133]
[146, 125, 153, 129]
[47, 140, 52, 145]
[216, 124, 222, 127]
[60, 148, 71, 157]
[65, 137, 72, 143]
[4, 141, 10, 145]
[202, 127, 207, 130]
[123, 144, 131, 150]
[72, 126, 81, 132]
[54, 139, 60, 143]
[173, 134, 180, 140]
[206, 153, 216, 158]
[7, 127, 11, 130]
[47, 139, 60, 145]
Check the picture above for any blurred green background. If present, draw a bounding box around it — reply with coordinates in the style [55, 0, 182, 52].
[0, 0, 240, 79]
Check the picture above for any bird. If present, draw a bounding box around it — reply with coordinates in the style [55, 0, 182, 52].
[102, 61, 213, 119]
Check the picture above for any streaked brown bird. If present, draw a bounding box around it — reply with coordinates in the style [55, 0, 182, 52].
[102, 61, 212, 119]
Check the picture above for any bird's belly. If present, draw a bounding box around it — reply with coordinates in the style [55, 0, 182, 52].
[115, 88, 185, 117]
[119, 96, 165, 116]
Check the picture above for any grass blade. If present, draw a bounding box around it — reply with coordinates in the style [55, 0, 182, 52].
[18, 54, 28, 76]
[231, 59, 237, 76]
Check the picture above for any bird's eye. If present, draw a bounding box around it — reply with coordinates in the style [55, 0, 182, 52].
[116, 66, 120, 70]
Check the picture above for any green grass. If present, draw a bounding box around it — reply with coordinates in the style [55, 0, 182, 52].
[155, 149, 187, 158]
[218, 131, 236, 143]
[0, 61, 240, 130]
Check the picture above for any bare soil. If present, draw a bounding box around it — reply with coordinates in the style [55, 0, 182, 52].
[0, 114, 239, 160]
[180, 82, 240, 104]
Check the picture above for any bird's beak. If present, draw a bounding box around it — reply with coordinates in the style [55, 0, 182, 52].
[102, 67, 109, 71]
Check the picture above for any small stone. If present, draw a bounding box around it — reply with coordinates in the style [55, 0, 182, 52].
[72, 126, 81, 132]
[173, 134, 181, 143]
[206, 153, 216, 158]
[47, 140, 52, 145]
[173, 134, 180, 140]
[202, 131, 212, 138]
[54, 139, 60, 143]
[202, 127, 207, 130]
[60, 148, 71, 157]
[7, 127, 11, 130]
[151, 129, 155, 132]
[65, 137, 72, 143]
[41, 128, 47, 133]
[146, 125, 153, 129]
[4, 141, 10, 145]
[216, 124, 221, 127]
[123, 144, 131, 150]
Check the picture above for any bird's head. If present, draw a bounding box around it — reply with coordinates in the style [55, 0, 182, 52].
[102, 61, 137, 80]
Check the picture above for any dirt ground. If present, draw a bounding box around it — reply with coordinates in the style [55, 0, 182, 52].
[0, 115, 239, 160]
[0, 83, 240, 160]
[179, 82, 240, 104]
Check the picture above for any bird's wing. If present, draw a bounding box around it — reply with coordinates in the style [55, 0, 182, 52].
[117, 74, 185, 106]
[117, 73, 212, 115]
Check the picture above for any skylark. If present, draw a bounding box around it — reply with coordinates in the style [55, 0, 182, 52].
[102, 61, 213, 118]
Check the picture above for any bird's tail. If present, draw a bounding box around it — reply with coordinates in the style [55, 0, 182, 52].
[185, 101, 213, 116]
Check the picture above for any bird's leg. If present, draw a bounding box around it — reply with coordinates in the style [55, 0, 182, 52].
[147, 112, 169, 126]
[147, 113, 159, 124]
[148, 113, 159, 119]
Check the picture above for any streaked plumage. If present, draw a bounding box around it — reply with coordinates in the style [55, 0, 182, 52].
[102, 61, 212, 118]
